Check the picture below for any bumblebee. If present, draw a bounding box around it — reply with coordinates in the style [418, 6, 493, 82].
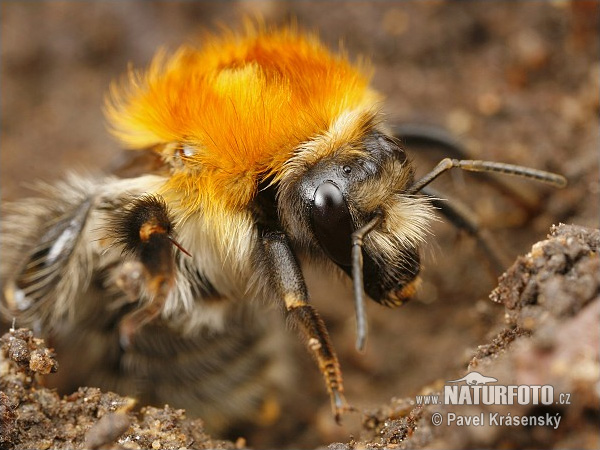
[0, 25, 566, 432]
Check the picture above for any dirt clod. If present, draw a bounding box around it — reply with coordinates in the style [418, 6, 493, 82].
[0, 328, 238, 450]
[1, 327, 58, 375]
[84, 412, 131, 449]
[491, 224, 600, 323]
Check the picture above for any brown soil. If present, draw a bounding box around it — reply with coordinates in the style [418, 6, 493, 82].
[0, 328, 237, 450]
[1, 2, 599, 449]
[336, 223, 600, 449]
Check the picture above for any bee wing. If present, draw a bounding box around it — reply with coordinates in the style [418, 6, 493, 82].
[1, 174, 170, 327]
[2, 195, 94, 323]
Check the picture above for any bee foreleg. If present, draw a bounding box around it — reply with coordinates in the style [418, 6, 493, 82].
[262, 232, 352, 423]
[109, 195, 179, 347]
[118, 294, 165, 348]
[117, 242, 173, 348]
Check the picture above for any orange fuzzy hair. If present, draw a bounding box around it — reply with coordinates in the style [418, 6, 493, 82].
[106, 24, 380, 212]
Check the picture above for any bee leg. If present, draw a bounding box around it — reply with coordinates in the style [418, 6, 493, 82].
[111, 195, 178, 347]
[118, 293, 165, 348]
[117, 246, 174, 348]
[422, 186, 511, 274]
[262, 232, 352, 423]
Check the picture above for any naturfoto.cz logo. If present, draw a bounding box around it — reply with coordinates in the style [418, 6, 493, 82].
[415, 371, 571, 407]
[418, 371, 569, 430]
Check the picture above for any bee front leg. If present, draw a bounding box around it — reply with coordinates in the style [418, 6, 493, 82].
[109, 195, 181, 347]
[262, 231, 351, 423]
[117, 272, 170, 348]
[116, 242, 174, 348]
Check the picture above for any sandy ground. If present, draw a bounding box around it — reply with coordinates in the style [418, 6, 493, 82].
[1, 2, 599, 449]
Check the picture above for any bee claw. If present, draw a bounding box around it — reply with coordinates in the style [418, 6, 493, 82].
[332, 389, 355, 424]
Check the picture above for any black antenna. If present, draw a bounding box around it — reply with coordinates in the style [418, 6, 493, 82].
[407, 158, 567, 195]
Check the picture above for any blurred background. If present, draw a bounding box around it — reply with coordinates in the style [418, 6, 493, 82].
[1, 2, 598, 448]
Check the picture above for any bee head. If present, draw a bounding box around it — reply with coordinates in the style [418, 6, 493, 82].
[278, 117, 435, 307]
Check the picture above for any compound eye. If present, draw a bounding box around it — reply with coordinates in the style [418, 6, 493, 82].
[311, 181, 354, 267]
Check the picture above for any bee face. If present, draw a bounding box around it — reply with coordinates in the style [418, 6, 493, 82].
[278, 123, 435, 307]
